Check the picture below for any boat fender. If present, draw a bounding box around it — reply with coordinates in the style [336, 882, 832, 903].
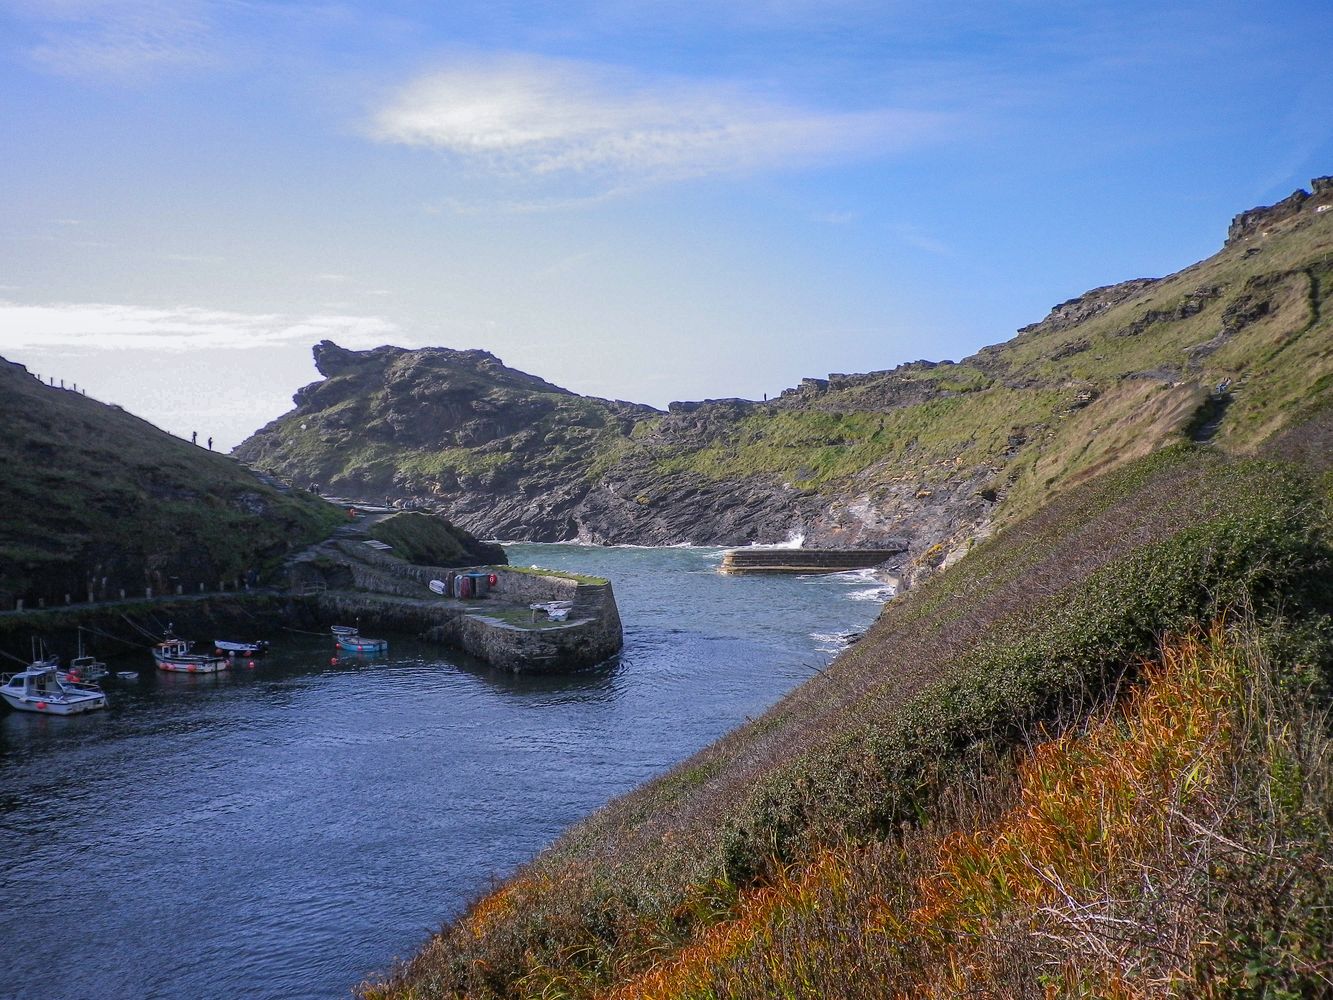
[488, 573, 498, 586]
[36, 702, 47, 710]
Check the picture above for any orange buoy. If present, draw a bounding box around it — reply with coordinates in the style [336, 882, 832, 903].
[36, 701, 48, 710]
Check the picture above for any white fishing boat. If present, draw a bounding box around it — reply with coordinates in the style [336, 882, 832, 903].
[331, 625, 388, 654]
[1, 661, 108, 715]
[152, 637, 228, 673]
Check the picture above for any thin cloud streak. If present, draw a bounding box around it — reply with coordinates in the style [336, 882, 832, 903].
[17, 0, 219, 79]
[372, 54, 957, 184]
[0, 301, 403, 352]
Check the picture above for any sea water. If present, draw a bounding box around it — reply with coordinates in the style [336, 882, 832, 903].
[0, 544, 889, 999]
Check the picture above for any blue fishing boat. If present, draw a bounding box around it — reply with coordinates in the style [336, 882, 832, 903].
[331, 625, 388, 654]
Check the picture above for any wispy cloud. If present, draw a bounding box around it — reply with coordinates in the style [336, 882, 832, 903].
[15, 0, 219, 80]
[889, 223, 953, 257]
[0, 301, 403, 352]
[371, 54, 956, 186]
[811, 209, 858, 225]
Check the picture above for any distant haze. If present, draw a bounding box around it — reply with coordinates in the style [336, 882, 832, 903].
[2, 1, 1331, 449]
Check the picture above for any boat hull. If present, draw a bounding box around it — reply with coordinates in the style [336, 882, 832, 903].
[154, 655, 228, 673]
[336, 638, 388, 653]
[0, 690, 107, 714]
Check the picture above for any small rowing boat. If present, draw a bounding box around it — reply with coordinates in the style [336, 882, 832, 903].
[331, 625, 388, 654]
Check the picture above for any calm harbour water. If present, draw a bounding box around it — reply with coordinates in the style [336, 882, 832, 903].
[0, 544, 890, 999]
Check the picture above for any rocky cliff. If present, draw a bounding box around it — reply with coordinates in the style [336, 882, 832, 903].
[236, 178, 1333, 576]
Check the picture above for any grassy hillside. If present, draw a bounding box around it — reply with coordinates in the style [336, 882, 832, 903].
[362, 409, 1333, 999]
[0, 357, 344, 608]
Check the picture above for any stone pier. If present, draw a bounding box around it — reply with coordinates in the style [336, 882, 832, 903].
[719, 547, 905, 575]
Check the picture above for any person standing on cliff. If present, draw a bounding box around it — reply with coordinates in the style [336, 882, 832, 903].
[207, 436, 213, 450]
[191, 431, 197, 445]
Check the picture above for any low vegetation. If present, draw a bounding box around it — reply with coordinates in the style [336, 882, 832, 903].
[503, 564, 610, 587]
[608, 621, 1333, 999]
[361, 410, 1333, 999]
[368, 512, 506, 568]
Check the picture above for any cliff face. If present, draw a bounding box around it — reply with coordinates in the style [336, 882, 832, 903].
[0, 360, 343, 609]
[236, 179, 1333, 569]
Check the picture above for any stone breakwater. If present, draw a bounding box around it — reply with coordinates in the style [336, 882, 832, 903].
[719, 547, 906, 575]
[291, 541, 623, 672]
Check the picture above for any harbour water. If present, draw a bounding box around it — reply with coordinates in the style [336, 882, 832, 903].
[0, 544, 889, 999]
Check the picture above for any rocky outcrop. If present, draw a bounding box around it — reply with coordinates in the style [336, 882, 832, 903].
[1226, 176, 1333, 245]
[1011, 278, 1160, 340]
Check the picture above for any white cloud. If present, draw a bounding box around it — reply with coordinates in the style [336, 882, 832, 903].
[0, 301, 403, 352]
[371, 54, 954, 183]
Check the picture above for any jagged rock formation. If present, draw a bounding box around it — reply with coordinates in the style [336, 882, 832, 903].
[236, 179, 1333, 578]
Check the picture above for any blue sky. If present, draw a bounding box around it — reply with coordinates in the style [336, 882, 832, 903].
[2, 0, 1331, 448]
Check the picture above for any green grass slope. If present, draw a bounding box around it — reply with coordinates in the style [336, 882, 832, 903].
[368, 512, 507, 568]
[0, 357, 344, 608]
[363, 408, 1333, 999]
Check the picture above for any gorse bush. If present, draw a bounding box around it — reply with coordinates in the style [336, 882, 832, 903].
[604, 621, 1333, 999]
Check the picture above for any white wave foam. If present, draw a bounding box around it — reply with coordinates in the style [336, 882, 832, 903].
[737, 528, 806, 550]
[809, 629, 863, 652]
[847, 584, 896, 602]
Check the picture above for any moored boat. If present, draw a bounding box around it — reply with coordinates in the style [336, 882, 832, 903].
[65, 628, 109, 682]
[214, 639, 270, 657]
[331, 625, 388, 654]
[152, 637, 228, 673]
[1, 661, 108, 715]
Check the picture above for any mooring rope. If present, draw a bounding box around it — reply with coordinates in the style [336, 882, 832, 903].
[120, 614, 161, 641]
